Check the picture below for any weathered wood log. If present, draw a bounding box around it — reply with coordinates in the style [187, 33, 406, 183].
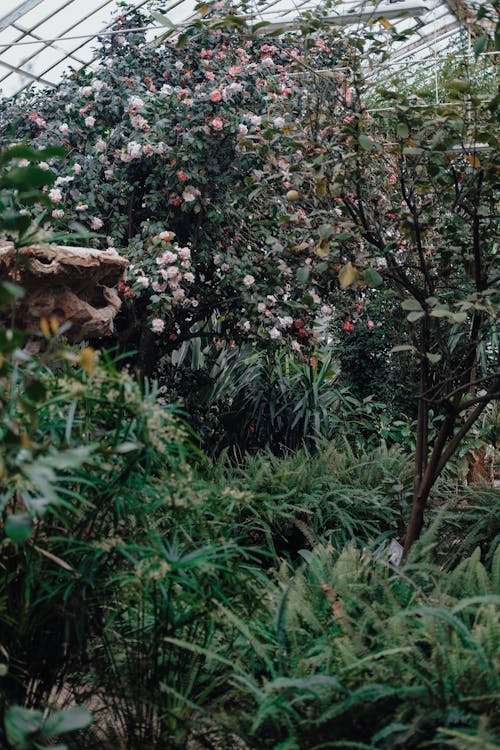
[0, 241, 128, 341]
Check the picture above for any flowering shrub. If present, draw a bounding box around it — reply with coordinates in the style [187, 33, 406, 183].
[0, 1, 356, 365]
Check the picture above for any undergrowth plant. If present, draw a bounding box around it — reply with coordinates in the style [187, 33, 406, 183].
[220, 543, 500, 750]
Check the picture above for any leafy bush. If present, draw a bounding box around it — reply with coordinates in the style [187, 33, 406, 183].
[223, 543, 500, 749]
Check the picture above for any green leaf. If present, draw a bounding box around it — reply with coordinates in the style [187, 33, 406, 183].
[429, 308, 451, 318]
[445, 79, 471, 93]
[0, 280, 25, 303]
[396, 123, 409, 140]
[4, 514, 33, 544]
[1, 165, 55, 189]
[5, 706, 43, 746]
[473, 35, 487, 57]
[401, 298, 423, 311]
[42, 707, 92, 737]
[364, 268, 383, 288]
[296, 265, 310, 284]
[151, 11, 176, 29]
[407, 310, 425, 323]
[390, 345, 413, 353]
[0, 214, 32, 233]
[358, 134, 374, 151]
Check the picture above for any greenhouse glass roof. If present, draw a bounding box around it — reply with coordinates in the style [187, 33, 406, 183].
[0, 0, 494, 97]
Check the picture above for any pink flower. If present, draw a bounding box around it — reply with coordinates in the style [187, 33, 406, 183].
[211, 117, 223, 131]
[243, 274, 255, 287]
[52, 209, 64, 219]
[367, 320, 374, 329]
[90, 217, 104, 230]
[48, 188, 62, 203]
[151, 318, 165, 333]
[59, 123, 69, 133]
[209, 90, 222, 102]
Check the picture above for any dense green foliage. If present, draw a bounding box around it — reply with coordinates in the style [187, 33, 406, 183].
[0, 1, 499, 748]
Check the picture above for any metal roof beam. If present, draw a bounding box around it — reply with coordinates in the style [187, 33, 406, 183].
[0, 58, 55, 88]
[257, 3, 429, 31]
[0, 0, 47, 32]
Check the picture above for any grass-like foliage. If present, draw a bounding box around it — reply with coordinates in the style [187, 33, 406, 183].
[222, 544, 500, 749]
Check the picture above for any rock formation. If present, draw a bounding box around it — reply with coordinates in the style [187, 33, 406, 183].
[0, 241, 128, 341]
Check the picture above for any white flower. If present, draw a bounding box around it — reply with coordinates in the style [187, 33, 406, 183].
[160, 84, 174, 96]
[95, 139, 106, 153]
[152, 281, 167, 292]
[84, 116, 95, 127]
[39, 162, 50, 170]
[257, 303, 266, 313]
[273, 116, 285, 129]
[243, 274, 255, 287]
[92, 79, 105, 91]
[128, 95, 144, 109]
[75, 203, 88, 212]
[136, 275, 149, 289]
[291, 340, 301, 352]
[51, 209, 64, 219]
[247, 114, 262, 127]
[269, 327, 281, 339]
[160, 250, 177, 264]
[81, 86, 93, 97]
[182, 189, 196, 203]
[127, 141, 142, 159]
[48, 188, 62, 203]
[90, 217, 104, 230]
[59, 123, 69, 133]
[151, 318, 165, 333]
[261, 56, 275, 68]
[178, 246, 191, 260]
[130, 114, 149, 130]
[243, 320, 251, 331]
[183, 272, 195, 283]
[73, 163, 82, 173]
[174, 61, 184, 70]
[238, 123, 248, 135]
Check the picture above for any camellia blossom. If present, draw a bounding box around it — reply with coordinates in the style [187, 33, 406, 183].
[52, 209, 64, 219]
[136, 275, 150, 289]
[269, 327, 281, 339]
[90, 217, 104, 230]
[211, 117, 223, 131]
[182, 188, 196, 202]
[48, 188, 62, 203]
[128, 95, 145, 109]
[209, 90, 222, 102]
[243, 274, 255, 287]
[84, 116, 96, 127]
[151, 318, 165, 333]
[127, 141, 142, 159]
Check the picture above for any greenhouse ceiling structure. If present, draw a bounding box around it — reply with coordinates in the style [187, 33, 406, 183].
[0, 0, 495, 97]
